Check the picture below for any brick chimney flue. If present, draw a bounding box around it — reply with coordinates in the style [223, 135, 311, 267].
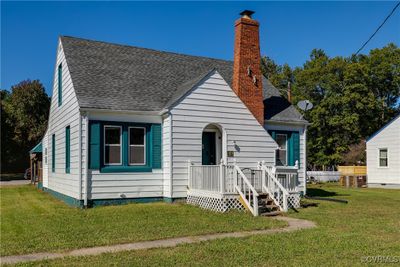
[232, 10, 264, 125]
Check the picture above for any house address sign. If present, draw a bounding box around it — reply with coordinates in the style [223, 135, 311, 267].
[227, 151, 235, 157]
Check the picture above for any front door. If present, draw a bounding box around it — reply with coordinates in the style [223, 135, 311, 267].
[202, 132, 216, 165]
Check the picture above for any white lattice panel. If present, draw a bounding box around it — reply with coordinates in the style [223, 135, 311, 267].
[187, 194, 245, 213]
[287, 194, 301, 209]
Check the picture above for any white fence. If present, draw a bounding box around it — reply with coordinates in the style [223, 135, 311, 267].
[307, 171, 340, 182]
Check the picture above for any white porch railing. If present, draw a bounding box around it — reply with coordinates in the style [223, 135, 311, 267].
[275, 166, 299, 193]
[187, 160, 301, 215]
[188, 161, 236, 194]
[261, 164, 289, 212]
[234, 165, 259, 216]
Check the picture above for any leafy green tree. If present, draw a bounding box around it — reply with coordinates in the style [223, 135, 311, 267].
[261, 56, 294, 99]
[262, 44, 400, 168]
[1, 80, 50, 172]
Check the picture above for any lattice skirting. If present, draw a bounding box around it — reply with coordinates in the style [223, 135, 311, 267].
[287, 194, 301, 209]
[187, 194, 245, 213]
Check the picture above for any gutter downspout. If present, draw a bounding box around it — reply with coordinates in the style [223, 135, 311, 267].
[84, 113, 89, 207]
[78, 112, 82, 202]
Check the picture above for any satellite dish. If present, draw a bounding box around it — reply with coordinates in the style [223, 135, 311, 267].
[297, 100, 313, 111]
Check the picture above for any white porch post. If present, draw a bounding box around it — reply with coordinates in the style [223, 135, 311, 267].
[261, 160, 266, 192]
[219, 159, 225, 193]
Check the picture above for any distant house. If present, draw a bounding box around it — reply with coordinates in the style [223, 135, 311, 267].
[38, 11, 309, 215]
[366, 115, 400, 189]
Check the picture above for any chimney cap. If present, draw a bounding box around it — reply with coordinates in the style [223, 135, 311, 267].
[240, 10, 255, 19]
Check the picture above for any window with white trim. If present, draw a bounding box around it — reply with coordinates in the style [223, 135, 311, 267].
[379, 148, 388, 167]
[129, 127, 146, 165]
[276, 134, 287, 166]
[104, 126, 122, 165]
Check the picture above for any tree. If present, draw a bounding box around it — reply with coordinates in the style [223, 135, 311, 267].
[261, 56, 294, 99]
[261, 44, 400, 168]
[341, 140, 366, 165]
[1, 80, 50, 172]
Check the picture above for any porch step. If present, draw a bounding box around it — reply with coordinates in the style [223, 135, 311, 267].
[257, 192, 281, 216]
[260, 210, 283, 217]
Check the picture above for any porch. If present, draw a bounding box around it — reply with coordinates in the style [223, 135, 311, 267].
[187, 160, 301, 216]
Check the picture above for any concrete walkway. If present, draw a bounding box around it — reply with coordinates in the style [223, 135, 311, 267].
[1, 216, 316, 265]
[0, 180, 30, 187]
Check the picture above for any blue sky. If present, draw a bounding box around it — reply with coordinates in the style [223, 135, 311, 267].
[1, 1, 400, 95]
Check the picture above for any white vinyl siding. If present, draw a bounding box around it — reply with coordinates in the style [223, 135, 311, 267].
[367, 116, 400, 187]
[162, 115, 172, 197]
[169, 70, 277, 198]
[46, 41, 82, 199]
[42, 131, 49, 188]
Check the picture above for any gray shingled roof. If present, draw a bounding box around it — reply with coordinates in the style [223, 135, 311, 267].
[61, 36, 306, 123]
[263, 79, 307, 123]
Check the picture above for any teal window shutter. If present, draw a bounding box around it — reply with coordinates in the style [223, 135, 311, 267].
[58, 64, 62, 106]
[65, 126, 70, 173]
[269, 130, 276, 140]
[89, 122, 101, 169]
[152, 124, 162, 169]
[52, 134, 55, 172]
[289, 131, 300, 167]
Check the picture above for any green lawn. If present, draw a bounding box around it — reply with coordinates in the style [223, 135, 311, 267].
[0, 185, 285, 257]
[12, 184, 400, 267]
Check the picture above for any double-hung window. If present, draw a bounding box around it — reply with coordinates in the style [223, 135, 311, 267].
[275, 134, 287, 166]
[379, 148, 388, 167]
[129, 127, 146, 165]
[104, 126, 122, 165]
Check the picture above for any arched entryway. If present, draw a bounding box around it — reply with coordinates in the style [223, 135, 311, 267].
[202, 124, 223, 165]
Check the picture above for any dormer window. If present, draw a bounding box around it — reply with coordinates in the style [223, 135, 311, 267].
[58, 63, 62, 106]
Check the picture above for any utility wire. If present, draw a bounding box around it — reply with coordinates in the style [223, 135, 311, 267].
[354, 1, 400, 56]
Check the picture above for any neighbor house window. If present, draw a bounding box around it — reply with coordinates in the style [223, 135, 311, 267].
[129, 127, 146, 165]
[379, 148, 388, 167]
[275, 134, 287, 166]
[65, 126, 70, 173]
[58, 63, 62, 106]
[104, 126, 122, 165]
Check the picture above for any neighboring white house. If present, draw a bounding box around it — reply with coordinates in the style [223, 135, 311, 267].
[39, 11, 309, 215]
[366, 115, 400, 189]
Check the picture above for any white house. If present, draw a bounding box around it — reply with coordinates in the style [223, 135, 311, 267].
[39, 10, 309, 215]
[366, 115, 400, 189]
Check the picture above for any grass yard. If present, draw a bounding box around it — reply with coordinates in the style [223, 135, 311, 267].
[11, 184, 400, 267]
[0, 185, 285, 257]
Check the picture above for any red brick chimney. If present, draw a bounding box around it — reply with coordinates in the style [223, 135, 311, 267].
[232, 10, 264, 125]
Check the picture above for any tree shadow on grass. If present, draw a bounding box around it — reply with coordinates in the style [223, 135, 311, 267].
[307, 188, 350, 197]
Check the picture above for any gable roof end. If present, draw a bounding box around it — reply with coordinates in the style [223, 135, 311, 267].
[366, 114, 400, 142]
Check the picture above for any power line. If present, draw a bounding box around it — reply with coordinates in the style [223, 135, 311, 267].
[354, 1, 400, 56]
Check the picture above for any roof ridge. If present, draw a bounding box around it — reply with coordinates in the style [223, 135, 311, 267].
[60, 35, 234, 64]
